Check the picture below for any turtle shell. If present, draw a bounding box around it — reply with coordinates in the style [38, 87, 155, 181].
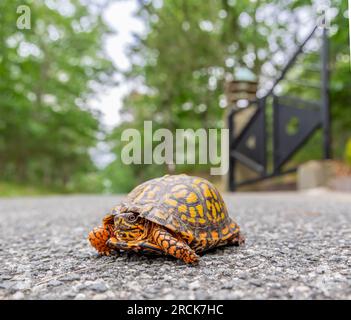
[113, 174, 241, 252]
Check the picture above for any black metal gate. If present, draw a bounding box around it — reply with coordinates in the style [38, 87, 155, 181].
[227, 26, 330, 191]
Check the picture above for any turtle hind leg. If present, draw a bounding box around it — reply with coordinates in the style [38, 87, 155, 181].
[227, 232, 245, 246]
[152, 226, 199, 264]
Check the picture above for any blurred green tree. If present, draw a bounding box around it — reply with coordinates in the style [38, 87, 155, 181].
[105, 0, 350, 192]
[1, 0, 349, 194]
[0, 0, 115, 192]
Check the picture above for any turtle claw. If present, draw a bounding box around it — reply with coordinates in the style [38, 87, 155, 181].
[183, 251, 200, 265]
[99, 250, 110, 256]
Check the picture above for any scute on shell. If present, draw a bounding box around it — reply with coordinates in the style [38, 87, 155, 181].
[123, 174, 240, 242]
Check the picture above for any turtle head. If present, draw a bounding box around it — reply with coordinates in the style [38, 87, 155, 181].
[114, 211, 146, 241]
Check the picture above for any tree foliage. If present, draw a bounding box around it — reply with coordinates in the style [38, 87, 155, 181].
[0, 0, 115, 191]
[106, 0, 350, 192]
[1, 0, 349, 194]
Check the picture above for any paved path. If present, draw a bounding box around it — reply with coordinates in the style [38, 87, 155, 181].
[0, 191, 350, 299]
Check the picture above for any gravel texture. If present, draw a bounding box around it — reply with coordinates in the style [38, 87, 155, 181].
[0, 191, 350, 300]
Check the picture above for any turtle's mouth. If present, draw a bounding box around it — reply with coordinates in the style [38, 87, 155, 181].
[117, 224, 143, 231]
[115, 227, 144, 241]
[106, 224, 115, 238]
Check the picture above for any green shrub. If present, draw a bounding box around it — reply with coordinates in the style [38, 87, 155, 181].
[344, 138, 351, 166]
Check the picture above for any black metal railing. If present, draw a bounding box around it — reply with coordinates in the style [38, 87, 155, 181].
[228, 26, 330, 191]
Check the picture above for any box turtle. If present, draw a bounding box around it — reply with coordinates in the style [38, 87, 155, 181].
[89, 174, 244, 264]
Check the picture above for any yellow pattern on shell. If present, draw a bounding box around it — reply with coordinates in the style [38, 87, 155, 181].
[210, 190, 218, 200]
[188, 217, 196, 224]
[215, 202, 220, 212]
[175, 189, 188, 198]
[202, 185, 212, 198]
[206, 200, 212, 210]
[196, 204, 204, 217]
[186, 192, 198, 204]
[211, 231, 219, 240]
[189, 207, 197, 218]
[199, 231, 207, 239]
[147, 191, 155, 199]
[165, 198, 178, 207]
[211, 203, 217, 220]
[134, 191, 146, 202]
[221, 226, 229, 235]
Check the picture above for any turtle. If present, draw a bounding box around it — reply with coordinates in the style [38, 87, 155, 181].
[88, 174, 244, 264]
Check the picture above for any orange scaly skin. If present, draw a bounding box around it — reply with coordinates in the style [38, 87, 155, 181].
[88, 174, 245, 264]
[88, 226, 110, 255]
[102, 224, 199, 264]
[88, 223, 116, 256]
[152, 226, 199, 264]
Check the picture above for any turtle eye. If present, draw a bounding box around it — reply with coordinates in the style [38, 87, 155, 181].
[126, 212, 138, 223]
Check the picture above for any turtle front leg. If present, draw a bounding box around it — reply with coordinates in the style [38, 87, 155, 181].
[88, 214, 118, 256]
[152, 226, 199, 264]
[88, 227, 118, 256]
[106, 238, 163, 255]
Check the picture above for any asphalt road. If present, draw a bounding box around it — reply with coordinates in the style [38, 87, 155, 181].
[0, 191, 350, 300]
